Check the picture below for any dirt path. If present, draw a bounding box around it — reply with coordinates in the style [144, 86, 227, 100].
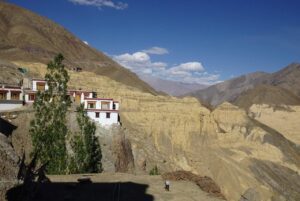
[46, 173, 223, 201]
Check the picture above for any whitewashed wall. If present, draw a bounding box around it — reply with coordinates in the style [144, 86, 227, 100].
[32, 80, 49, 91]
[0, 103, 23, 111]
[87, 111, 119, 126]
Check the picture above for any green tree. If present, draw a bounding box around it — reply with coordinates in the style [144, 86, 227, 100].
[69, 104, 102, 173]
[30, 53, 71, 174]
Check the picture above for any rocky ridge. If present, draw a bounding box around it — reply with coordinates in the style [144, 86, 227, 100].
[7, 62, 300, 201]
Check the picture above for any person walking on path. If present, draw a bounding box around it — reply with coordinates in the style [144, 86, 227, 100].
[165, 180, 170, 191]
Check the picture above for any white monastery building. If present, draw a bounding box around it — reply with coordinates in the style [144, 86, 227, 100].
[0, 84, 23, 111]
[0, 78, 120, 127]
[68, 90, 94, 104]
[83, 98, 120, 127]
[24, 79, 49, 103]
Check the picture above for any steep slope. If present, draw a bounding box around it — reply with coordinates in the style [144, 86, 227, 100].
[249, 104, 300, 145]
[233, 84, 300, 109]
[0, 59, 23, 85]
[139, 74, 208, 96]
[188, 63, 300, 107]
[0, 2, 156, 94]
[188, 72, 269, 106]
[268, 63, 300, 97]
[0, 133, 19, 200]
[9, 62, 300, 201]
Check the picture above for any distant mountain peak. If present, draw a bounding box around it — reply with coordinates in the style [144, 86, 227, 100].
[186, 63, 300, 107]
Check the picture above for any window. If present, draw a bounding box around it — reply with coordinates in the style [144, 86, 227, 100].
[113, 103, 116, 110]
[88, 102, 95, 109]
[0, 92, 6, 100]
[11, 92, 20, 100]
[29, 94, 35, 101]
[37, 82, 45, 91]
[106, 112, 110, 119]
[95, 112, 99, 118]
[101, 101, 110, 110]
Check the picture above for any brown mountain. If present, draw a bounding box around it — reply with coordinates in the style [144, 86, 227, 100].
[0, 1, 156, 94]
[268, 63, 300, 97]
[188, 63, 300, 107]
[139, 74, 208, 96]
[187, 72, 270, 106]
[233, 84, 300, 109]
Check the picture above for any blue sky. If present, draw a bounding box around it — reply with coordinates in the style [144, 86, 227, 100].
[8, 0, 300, 84]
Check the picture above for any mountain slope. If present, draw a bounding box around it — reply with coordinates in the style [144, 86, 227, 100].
[0, 2, 156, 94]
[188, 63, 300, 107]
[188, 72, 270, 106]
[233, 84, 300, 109]
[268, 63, 300, 97]
[139, 74, 208, 96]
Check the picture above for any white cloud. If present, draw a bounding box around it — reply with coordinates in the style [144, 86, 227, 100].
[113, 49, 220, 85]
[142, 47, 169, 55]
[68, 0, 128, 10]
[173, 62, 204, 71]
[113, 51, 167, 74]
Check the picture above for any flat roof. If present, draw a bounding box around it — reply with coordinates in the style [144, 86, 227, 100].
[85, 109, 119, 113]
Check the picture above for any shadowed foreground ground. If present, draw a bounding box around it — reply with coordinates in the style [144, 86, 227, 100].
[6, 181, 153, 201]
[6, 173, 223, 201]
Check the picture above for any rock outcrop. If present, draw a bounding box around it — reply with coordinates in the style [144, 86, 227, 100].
[8, 62, 300, 201]
[249, 104, 300, 145]
[0, 133, 19, 200]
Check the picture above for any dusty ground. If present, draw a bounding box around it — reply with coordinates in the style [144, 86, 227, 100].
[46, 173, 224, 201]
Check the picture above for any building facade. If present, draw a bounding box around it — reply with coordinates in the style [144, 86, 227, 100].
[0, 78, 120, 126]
[0, 84, 23, 111]
[68, 90, 94, 104]
[24, 79, 49, 103]
[83, 98, 119, 127]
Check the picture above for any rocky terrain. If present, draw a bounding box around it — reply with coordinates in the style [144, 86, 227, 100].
[0, 59, 23, 85]
[188, 63, 300, 107]
[3, 62, 299, 201]
[0, 1, 156, 94]
[0, 2, 300, 200]
[0, 133, 19, 201]
[249, 104, 300, 145]
[233, 84, 300, 110]
[187, 72, 269, 106]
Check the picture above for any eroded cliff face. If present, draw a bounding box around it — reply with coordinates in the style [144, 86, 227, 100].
[11, 62, 300, 201]
[249, 104, 300, 145]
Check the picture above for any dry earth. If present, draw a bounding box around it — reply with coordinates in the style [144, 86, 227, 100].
[5, 61, 300, 201]
[46, 173, 224, 201]
[249, 104, 300, 145]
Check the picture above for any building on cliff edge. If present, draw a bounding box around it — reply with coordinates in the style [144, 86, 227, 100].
[0, 78, 120, 127]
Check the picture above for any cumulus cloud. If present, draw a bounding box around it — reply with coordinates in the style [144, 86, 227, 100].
[68, 0, 128, 10]
[113, 49, 220, 85]
[114, 51, 167, 74]
[142, 47, 169, 55]
[172, 62, 204, 71]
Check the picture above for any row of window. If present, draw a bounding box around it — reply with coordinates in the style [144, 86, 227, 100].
[87, 102, 116, 110]
[95, 112, 110, 119]
[0, 92, 21, 100]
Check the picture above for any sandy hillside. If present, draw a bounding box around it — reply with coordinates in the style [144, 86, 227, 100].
[8, 61, 300, 201]
[249, 104, 300, 145]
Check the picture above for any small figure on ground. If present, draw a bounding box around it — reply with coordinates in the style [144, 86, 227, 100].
[165, 180, 170, 191]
